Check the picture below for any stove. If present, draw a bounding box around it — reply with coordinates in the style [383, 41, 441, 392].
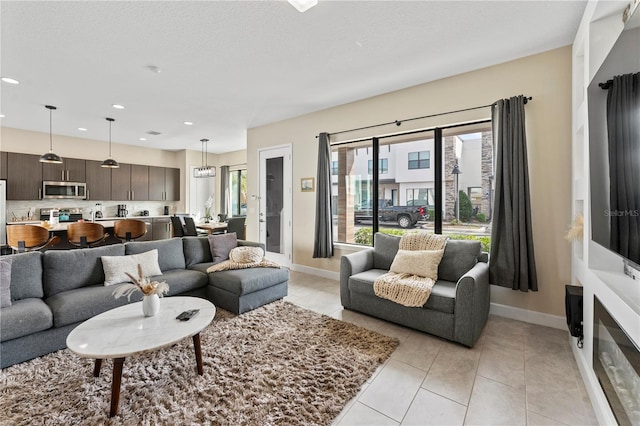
[40, 208, 84, 222]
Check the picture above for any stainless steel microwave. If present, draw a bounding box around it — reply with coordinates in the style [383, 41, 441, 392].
[42, 181, 87, 199]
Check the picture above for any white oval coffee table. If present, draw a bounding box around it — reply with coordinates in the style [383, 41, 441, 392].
[66, 296, 215, 417]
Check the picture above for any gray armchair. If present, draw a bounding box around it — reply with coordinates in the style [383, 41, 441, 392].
[340, 233, 490, 347]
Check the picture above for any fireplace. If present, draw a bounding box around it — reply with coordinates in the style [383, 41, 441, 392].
[593, 297, 640, 425]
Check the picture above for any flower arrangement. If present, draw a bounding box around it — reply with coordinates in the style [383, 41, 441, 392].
[204, 195, 214, 222]
[112, 264, 169, 301]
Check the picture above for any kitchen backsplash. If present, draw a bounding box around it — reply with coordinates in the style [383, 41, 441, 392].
[6, 200, 180, 222]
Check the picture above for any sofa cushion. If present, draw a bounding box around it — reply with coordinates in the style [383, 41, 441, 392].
[348, 270, 456, 314]
[183, 236, 212, 267]
[188, 262, 215, 274]
[101, 249, 162, 286]
[125, 238, 186, 271]
[0, 257, 12, 308]
[5, 251, 43, 301]
[209, 268, 289, 296]
[0, 298, 53, 341]
[155, 269, 209, 296]
[438, 240, 481, 282]
[208, 233, 238, 264]
[390, 249, 444, 279]
[46, 284, 138, 328]
[373, 233, 400, 270]
[43, 244, 125, 298]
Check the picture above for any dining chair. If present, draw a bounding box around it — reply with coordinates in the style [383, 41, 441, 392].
[226, 217, 246, 240]
[6, 224, 60, 253]
[113, 219, 147, 242]
[67, 222, 109, 248]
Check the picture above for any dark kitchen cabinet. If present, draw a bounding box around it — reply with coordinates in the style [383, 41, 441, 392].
[149, 166, 180, 201]
[111, 163, 131, 201]
[111, 163, 149, 201]
[7, 153, 43, 200]
[0, 152, 7, 180]
[165, 167, 180, 201]
[42, 158, 85, 182]
[131, 164, 149, 201]
[85, 160, 111, 201]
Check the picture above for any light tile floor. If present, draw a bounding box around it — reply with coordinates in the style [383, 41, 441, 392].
[284, 271, 598, 426]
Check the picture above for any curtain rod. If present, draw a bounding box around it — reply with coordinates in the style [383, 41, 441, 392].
[599, 80, 613, 90]
[318, 96, 532, 139]
[330, 118, 492, 147]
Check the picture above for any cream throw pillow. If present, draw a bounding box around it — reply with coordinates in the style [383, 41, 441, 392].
[102, 249, 162, 286]
[389, 249, 444, 280]
[229, 246, 264, 264]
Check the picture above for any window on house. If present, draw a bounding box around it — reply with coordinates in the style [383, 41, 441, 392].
[408, 151, 430, 169]
[331, 161, 338, 175]
[230, 169, 247, 217]
[368, 158, 388, 174]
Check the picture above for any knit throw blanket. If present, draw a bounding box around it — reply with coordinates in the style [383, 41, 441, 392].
[374, 233, 448, 307]
[206, 246, 282, 273]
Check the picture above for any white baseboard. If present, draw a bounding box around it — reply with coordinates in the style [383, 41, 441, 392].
[290, 264, 340, 280]
[489, 302, 567, 330]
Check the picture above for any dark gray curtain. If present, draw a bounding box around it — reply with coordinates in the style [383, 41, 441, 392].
[313, 132, 333, 258]
[607, 72, 640, 265]
[489, 95, 538, 291]
[219, 165, 229, 216]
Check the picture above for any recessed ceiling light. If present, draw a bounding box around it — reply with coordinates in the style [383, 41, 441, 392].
[78, 127, 87, 131]
[1, 77, 19, 84]
[139, 137, 147, 141]
[146, 65, 162, 74]
[112, 104, 125, 109]
[184, 121, 194, 126]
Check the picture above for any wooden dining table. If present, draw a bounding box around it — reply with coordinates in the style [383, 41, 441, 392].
[196, 222, 228, 234]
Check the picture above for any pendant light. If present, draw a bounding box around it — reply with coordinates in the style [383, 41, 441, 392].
[194, 138, 215, 178]
[39, 105, 63, 164]
[101, 117, 120, 168]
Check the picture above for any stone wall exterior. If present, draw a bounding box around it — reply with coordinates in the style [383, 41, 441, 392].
[480, 131, 493, 220]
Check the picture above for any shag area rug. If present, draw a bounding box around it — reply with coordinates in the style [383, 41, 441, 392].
[0, 301, 398, 425]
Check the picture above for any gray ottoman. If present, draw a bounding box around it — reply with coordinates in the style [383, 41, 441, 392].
[207, 268, 289, 314]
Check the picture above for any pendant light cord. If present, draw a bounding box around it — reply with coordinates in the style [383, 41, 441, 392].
[49, 107, 53, 151]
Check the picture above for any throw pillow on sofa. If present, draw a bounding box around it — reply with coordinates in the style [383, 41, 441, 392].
[208, 233, 238, 264]
[0, 257, 12, 308]
[229, 246, 264, 264]
[101, 249, 162, 286]
[389, 249, 444, 280]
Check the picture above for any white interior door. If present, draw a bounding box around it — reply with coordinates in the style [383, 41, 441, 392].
[259, 145, 292, 267]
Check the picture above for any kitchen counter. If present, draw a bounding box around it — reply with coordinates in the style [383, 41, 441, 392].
[7, 215, 172, 226]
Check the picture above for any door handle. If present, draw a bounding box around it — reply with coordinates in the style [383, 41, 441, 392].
[259, 219, 266, 223]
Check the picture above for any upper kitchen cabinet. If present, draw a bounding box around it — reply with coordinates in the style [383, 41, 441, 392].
[85, 160, 111, 201]
[149, 166, 180, 201]
[111, 163, 149, 201]
[0, 152, 7, 180]
[131, 164, 149, 201]
[7, 153, 43, 200]
[42, 157, 86, 182]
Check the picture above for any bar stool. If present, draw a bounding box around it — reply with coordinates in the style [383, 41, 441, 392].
[67, 222, 109, 248]
[6, 225, 60, 253]
[114, 219, 147, 242]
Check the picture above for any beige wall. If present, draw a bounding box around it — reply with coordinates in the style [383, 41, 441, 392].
[247, 46, 573, 317]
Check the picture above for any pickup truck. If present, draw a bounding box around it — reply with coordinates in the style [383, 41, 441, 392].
[354, 200, 425, 228]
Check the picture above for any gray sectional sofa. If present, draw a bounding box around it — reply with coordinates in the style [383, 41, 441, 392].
[1, 236, 289, 368]
[340, 233, 490, 347]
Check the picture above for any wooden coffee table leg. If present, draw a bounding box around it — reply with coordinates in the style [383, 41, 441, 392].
[93, 359, 103, 377]
[110, 357, 125, 417]
[193, 333, 203, 375]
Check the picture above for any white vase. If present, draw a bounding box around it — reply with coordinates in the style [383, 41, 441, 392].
[142, 294, 160, 317]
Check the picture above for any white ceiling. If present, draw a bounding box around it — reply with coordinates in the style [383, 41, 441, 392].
[0, 0, 587, 154]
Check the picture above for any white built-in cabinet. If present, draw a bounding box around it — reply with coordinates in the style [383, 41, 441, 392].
[571, 1, 640, 424]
